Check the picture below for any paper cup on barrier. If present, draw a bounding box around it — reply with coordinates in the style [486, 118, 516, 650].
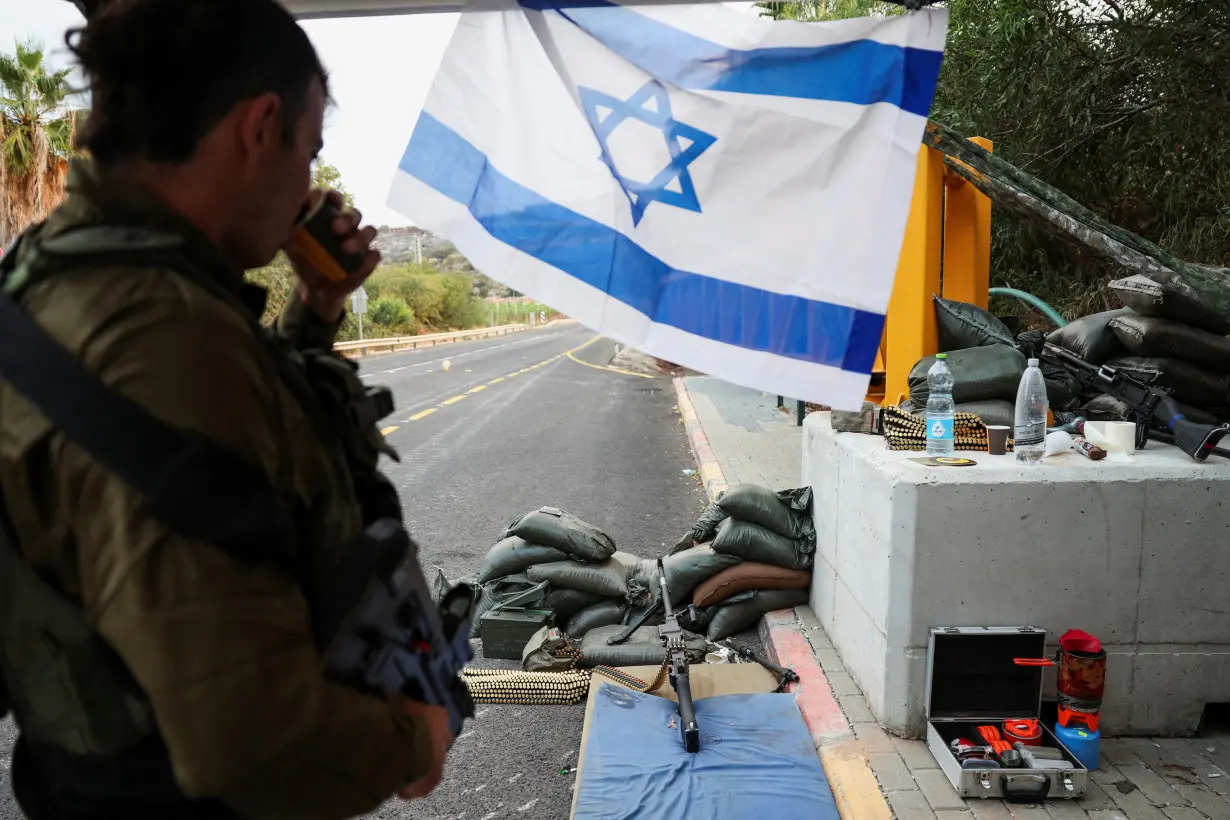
[986, 425, 1010, 455]
[1085, 421, 1135, 462]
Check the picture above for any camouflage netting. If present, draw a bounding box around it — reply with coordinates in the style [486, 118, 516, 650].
[925, 121, 1230, 330]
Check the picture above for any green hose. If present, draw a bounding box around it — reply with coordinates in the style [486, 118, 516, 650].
[988, 287, 1068, 328]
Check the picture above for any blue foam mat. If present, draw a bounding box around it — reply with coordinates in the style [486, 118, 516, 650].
[575, 682, 838, 820]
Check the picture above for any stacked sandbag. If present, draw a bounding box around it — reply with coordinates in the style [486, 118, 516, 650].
[465, 507, 632, 640]
[711, 484, 815, 570]
[1044, 279, 1230, 420]
[929, 296, 1077, 412]
[664, 485, 813, 641]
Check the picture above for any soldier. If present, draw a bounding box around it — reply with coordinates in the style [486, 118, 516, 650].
[0, 1, 450, 818]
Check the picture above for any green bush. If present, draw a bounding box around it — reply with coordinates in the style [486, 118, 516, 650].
[370, 296, 414, 328]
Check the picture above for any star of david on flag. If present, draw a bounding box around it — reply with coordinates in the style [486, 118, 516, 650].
[388, 0, 948, 410]
[580, 81, 716, 226]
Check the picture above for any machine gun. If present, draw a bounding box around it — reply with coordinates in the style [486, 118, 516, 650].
[316, 518, 477, 738]
[657, 557, 700, 753]
[1044, 343, 1230, 462]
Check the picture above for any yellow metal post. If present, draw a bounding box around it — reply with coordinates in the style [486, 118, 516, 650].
[883, 146, 944, 404]
[941, 136, 994, 309]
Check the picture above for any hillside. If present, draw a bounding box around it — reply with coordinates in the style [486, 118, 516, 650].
[375, 226, 519, 298]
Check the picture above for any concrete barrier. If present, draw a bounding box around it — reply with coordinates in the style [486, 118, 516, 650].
[802, 410, 1230, 738]
[333, 324, 530, 357]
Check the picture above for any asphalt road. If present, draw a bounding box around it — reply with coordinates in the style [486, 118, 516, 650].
[0, 322, 711, 820]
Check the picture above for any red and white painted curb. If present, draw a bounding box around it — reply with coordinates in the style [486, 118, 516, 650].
[672, 377, 729, 502]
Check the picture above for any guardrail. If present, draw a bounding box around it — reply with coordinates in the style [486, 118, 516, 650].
[334, 323, 531, 357]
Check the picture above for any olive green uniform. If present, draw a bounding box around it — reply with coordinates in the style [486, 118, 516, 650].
[0, 161, 431, 819]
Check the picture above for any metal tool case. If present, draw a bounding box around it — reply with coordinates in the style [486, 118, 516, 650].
[925, 626, 1089, 802]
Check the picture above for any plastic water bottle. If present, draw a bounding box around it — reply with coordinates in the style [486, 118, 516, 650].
[1014, 358, 1049, 463]
[925, 354, 955, 456]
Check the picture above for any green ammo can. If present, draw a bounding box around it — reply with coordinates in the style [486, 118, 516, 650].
[480, 607, 555, 660]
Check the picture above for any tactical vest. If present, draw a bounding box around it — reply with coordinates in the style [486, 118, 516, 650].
[0, 222, 400, 815]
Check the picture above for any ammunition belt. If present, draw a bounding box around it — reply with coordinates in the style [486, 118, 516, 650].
[882, 405, 1014, 452]
[458, 634, 671, 706]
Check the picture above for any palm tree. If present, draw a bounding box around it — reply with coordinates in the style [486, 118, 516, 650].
[0, 41, 80, 247]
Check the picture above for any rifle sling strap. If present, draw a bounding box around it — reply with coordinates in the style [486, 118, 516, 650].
[0, 290, 299, 577]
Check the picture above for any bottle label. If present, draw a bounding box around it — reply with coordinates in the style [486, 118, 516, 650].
[1015, 421, 1045, 447]
[928, 418, 953, 442]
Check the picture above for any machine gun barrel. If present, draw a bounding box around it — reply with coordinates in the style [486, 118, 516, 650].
[657, 558, 700, 753]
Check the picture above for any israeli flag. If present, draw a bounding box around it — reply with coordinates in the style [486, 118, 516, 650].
[388, 0, 947, 410]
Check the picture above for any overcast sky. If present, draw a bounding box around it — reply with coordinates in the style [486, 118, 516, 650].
[2, 1, 755, 229]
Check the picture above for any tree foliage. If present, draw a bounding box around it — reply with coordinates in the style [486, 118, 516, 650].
[369, 295, 413, 328]
[311, 158, 354, 208]
[757, 0, 1230, 320]
[364, 263, 485, 332]
[0, 41, 81, 247]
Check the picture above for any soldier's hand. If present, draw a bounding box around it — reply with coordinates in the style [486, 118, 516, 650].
[285, 189, 380, 322]
[396, 699, 451, 801]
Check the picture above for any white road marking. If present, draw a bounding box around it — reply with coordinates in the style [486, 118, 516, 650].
[517, 800, 539, 812]
[507, 773, 522, 783]
[474, 784, 487, 793]
[454, 730, 475, 742]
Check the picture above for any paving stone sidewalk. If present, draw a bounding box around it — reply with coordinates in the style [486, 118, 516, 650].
[680, 376, 803, 489]
[677, 376, 1230, 820]
[795, 598, 1230, 820]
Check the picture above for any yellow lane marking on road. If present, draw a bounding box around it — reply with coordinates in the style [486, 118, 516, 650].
[400, 334, 604, 422]
[565, 348, 656, 379]
[381, 425, 400, 436]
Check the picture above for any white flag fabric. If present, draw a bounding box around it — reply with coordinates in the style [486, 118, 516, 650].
[387, 0, 948, 410]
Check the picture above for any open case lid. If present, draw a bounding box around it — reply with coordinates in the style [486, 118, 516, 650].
[926, 626, 1047, 721]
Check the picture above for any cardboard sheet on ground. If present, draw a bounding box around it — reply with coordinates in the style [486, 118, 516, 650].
[570, 665, 836, 820]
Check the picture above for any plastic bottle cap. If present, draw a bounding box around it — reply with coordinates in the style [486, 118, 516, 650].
[1027, 358, 1039, 366]
[936, 353, 947, 360]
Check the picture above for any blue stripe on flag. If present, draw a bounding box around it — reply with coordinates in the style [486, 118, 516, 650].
[400, 113, 885, 374]
[518, 0, 943, 118]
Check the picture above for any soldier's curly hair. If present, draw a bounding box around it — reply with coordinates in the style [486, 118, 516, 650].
[66, 0, 329, 165]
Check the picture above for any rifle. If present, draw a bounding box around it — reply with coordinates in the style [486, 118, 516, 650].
[657, 558, 700, 753]
[316, 518, 477, 738]
[1043, 343, 1230, 462]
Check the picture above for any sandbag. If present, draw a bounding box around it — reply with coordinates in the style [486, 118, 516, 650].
[954, 399, 1013, 428]
[624, 557, 661, 609]
[566, 600, 627, 638]
[544, 588, 605, 621]
[1109, 275, 1230, 336]
[690, 502, 729, 545]
[502, 506, 615, 561]
[577, 625, 706, 669]
[705, 589, 811, 641]
[1109, 314, 1230, 371]
[476, 536, 569, 584]
[527, 557, 631, 599]
[716, 484, 813, 541]
[1079, 393, 1131, 421]
[712, 518, 811, 570]
[908, 345, 1026, 403]
[933, 295, 1015, 350]
[1046, 309, 1131, 365]
[1106, 356, 1230, 408]
[693, 562, 811, 607]
[1040, 358, 1082, 409]
[661, 545, 742, 602]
